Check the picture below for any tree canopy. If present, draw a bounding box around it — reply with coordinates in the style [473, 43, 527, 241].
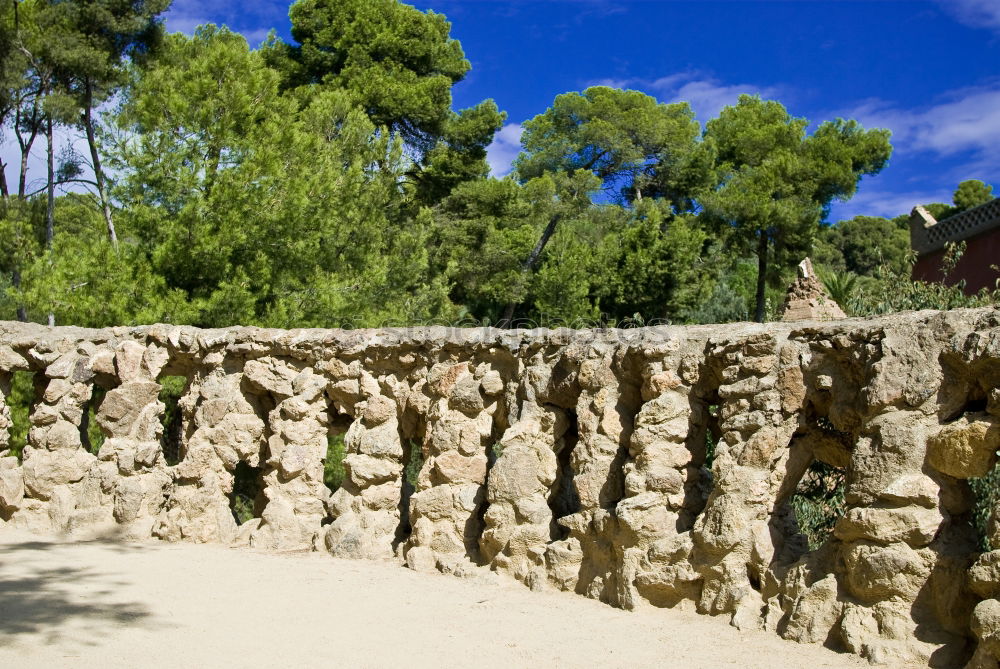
[701, 95, 892, 321]
[3, 0, 993, 335]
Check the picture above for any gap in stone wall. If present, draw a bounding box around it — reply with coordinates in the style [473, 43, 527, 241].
[789, 459, 847, 551]
[704, 403, 721, 470]
[157, 376, 189, 466]
[783, 408, 852, 553]
[79, 385, 106, 455]
[393, 397, 428, 549]
[473, 410, 508, 563]
[679, 388, 721, 531]
[324, 410, 354, 494]
[970, 461, 1000, 553]
[957, 391, 1000, 553]
[5, 371, 40, 461]
[393, 417, 426, 549]
[548, 408, 580, 541]
[934, 356, 998, 553]
[230, 460, 266, 526]
[242, 378, 277, 528]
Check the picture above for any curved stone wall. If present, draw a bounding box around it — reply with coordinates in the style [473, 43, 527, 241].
[1, 309, 999, 667]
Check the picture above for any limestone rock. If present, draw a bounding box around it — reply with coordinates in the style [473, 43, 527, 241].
[780, 258, 847, 322]
[927, 413, 999, 479]
[0, 307, 998, 668]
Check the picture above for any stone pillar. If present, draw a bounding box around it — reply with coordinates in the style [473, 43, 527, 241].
[691, 334, 805, 629]
[93, 341, 172, 539]
[618, 343, 705, 610]
[545, 347, 641, 605]
[0, 369, 22, 521]
[242, 357, 331, 550]
[17, 346, 105, 533]
[477, 351, 573, 589]
[154, 355, 266, 543]
[324, 379, 406, 560]
[830, 409, 972, 666]
[404, 361, 499, 574]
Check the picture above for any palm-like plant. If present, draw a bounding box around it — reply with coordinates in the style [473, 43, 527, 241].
[820, 270, 857, 314]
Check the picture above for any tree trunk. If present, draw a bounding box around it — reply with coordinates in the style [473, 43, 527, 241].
[45, 116, 54, 247]
[12, 269, 26, 322]
[498, 213, 562, 328]
[17, 124, 37, 198]
[0, 159, 8, 199]
[754, 229, 768, 323]
[16, 97, 40, 198]
[45, 115, 54, 327]
[83, 80, 117, 248]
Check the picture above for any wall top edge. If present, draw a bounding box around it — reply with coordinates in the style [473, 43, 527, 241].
[0, 306, 996, 354]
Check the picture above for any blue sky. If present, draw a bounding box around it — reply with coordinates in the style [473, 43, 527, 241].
[40, 1, 1000, 223]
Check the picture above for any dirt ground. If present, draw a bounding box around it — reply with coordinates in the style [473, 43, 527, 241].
[0, 528, 878, 668]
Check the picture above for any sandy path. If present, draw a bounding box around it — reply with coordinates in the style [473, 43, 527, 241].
[0, 529, 874, 669]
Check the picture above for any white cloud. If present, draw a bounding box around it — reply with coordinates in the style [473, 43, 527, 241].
[486, 123, 523, 177]
[585, 71, 782, 121]
[163, 0, 278, 44]
[839, 83, 1000, 178]
[163, 0, 216, 35]
[664, 78, 782, 122]
[829, 186, 954, 221]
[935, 0, 1000, 34]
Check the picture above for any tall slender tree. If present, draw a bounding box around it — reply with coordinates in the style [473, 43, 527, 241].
[37, 0, 171, 247]
[702, 95, 891, 322]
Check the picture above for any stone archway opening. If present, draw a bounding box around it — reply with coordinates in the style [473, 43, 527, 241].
[324, 409, 353, 495]
[789, 459, 848, 551]
[157, 375, 189, 467]
[79, 385, 107, 456]
[779, 409, 853, 556]
[4, 371, 41, 461]
[230, 460, 266, 526]
[547, 407, 580, 541]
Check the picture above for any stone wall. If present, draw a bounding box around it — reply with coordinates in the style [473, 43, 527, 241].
[1, 309, 999, 667]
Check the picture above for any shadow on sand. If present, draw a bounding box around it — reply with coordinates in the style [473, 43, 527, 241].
[0, 531, 156, 647]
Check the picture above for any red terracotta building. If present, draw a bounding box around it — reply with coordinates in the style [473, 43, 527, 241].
[909, 198, 1000, 294]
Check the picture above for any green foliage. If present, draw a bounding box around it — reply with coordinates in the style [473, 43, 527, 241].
[108, 26, 454, 328]
[813, 216, 910, 277]
[600, 202, 713, 321]
[5, 0, 975, 346]
[970, 463, 1000, 552]
[952, 179, 994, 213]
[791, 461, 847, 551]
[324, 433, 346, 492]
[702, 95, 892, 321]
[914, 179, 995, 223]
[490, 441, 504, 461]
[704, 406, 719, 470]
[82, 386, 105, 455]
[847, 242, 999, 317]
[404, 441, 424, 490]
[412, 100, 506, 205]
[683, 280, 750, 324]
[515, 86, 708, 206]
[819, 270, 859, 308]
[270, 0, 470, 148]
[4, 372, 36, 460]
